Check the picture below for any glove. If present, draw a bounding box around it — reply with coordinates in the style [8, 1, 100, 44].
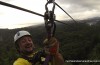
[43, 37, 59, 55]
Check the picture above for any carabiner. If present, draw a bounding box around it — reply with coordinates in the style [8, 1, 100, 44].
[44, 0, 56, 39]
[47, 0, 55, 3]
[45, 0, 55, 13]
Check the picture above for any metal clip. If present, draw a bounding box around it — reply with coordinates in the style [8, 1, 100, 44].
[44, 0, 56, 39]
[47, 0, 55, 3]
[44, 11, 56, 38]
[45, 0, 55, 12]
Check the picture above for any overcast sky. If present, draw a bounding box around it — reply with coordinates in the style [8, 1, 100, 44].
[0, 0, 100, 29]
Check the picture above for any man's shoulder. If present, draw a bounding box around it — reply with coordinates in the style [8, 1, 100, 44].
[13, 58, 32, 65]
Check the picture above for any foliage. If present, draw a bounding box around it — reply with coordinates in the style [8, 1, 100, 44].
[0, 22, 100, 65]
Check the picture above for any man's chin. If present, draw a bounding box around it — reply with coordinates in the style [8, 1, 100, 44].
[21, 47, 36, 55]
[26, 49, 34, 53]
[22, 49, 34, 55]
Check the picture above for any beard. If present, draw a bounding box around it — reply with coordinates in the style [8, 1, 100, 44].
[21, 47, 36, 55]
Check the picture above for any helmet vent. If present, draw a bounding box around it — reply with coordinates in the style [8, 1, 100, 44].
[17, 32, 20, 36]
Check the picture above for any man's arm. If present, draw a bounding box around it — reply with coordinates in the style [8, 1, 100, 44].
[53, 53, 64, 65]
[43, 37, 64, 65]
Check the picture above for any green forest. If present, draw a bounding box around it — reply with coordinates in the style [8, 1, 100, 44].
[0, 20, 100, 65]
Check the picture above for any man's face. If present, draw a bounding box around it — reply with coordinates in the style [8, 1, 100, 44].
[18, 36, 35, 54]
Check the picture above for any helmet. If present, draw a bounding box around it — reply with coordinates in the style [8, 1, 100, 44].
[14, 30, 31, 43]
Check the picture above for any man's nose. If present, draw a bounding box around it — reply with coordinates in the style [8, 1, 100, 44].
[26, 39, 31, 43]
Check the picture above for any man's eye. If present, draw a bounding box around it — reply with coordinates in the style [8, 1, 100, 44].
[21, 40, 26, 43]
[28, 38, 32, 41]
[28, 39, 31, 41]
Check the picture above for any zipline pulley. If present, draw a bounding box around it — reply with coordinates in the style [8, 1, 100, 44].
[44, 0, 56, 39]
[47, 0, 55, 3]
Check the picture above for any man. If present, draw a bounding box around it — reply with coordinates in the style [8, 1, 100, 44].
[13, 30, 64, 65]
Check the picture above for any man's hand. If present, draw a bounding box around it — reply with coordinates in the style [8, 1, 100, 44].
[43, 37, 64, 65]
[43, 37, 59, 55]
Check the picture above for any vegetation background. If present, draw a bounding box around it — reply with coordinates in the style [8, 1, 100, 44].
[0, 18, 100, 65]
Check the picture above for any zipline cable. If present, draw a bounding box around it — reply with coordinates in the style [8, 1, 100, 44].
[0, 1, 44, 17]
[55, 2, 77, 23]
[0, 1, 75, 25]
[55, 20, 68, 25]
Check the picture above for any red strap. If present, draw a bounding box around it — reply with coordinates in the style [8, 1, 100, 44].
[49, 42, 58, 55]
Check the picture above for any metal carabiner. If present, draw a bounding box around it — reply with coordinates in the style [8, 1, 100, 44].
[44, 11, 56, 38]
[47, 0, 55, 3]
[44, 0, 56, 39]
[45, 0, 55, 13]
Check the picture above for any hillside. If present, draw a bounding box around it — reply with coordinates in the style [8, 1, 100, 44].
[0, 18, 100, 65]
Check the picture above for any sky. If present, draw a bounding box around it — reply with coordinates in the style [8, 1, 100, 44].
[0, 0, 100, 29]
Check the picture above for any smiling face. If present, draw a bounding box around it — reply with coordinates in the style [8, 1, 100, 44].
[18, 36, 35, 54]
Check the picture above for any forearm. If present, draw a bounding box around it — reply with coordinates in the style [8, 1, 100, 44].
[53, 53, 64, 65]
[43, 37, 64, 65]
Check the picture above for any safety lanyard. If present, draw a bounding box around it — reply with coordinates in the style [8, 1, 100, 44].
[43, 0, 56, 65]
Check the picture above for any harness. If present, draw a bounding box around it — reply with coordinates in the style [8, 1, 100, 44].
[22, 50, 52, 65]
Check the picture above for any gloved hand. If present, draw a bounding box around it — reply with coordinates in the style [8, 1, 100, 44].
[43, 37, 59, 55]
